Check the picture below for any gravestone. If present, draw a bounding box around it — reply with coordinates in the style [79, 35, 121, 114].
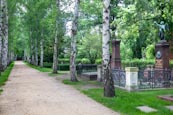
[111, 39, 121, 69]
[155, 40, 169, 69]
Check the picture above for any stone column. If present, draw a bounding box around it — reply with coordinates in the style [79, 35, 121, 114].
[97, 65, 102, 82]
[125, 67, 138, 91]
[111, 39, 121, 69]
[155, 40, 169, 69]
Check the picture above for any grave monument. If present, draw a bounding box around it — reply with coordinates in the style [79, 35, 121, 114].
[154, 21, 170, 69]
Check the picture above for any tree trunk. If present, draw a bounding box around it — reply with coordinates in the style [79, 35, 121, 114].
[1, 0, 8, 70]
[0, 0, 3, 70]
[70, 0, 80, 82]
[35, 18, 39, 66]
[30, 31, 35, 65]
[52, 0, 60, 74]
[102, 0, 115, 97]
[40, 30, 44, 67]
[35, 37, 38, 66]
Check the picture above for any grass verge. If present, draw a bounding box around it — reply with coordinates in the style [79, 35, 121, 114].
[63, 79, 173, 115]
[25, 62, 52, 72]
[25, 62, 69, 75]
[0, 62, 14, 93]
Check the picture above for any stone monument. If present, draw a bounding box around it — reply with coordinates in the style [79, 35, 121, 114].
[111, 39, 121, 69]
[154, 21, 170, 69]
[155, 40, 169, 69]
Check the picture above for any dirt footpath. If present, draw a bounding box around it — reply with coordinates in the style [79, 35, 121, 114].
[0, 61, 119, 115]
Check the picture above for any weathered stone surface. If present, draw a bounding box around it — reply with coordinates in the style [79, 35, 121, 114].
[165, 106, 173, 111]
[158, 95, 173, 102]
[155, 40, 169, 69]
[81, 72, 97, 80]
[111, 39, 121, 69]
[136, 106, 157, 113]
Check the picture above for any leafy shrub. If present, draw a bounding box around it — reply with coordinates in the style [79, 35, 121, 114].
[43, 62, 70, 71]
[145, 44, 155, 59]
[81, 58, 90, 64]
[58, 58, 84, 64]
[95, 59, 102, 64]
[58, 58, 69, 64]
[122, 59, 155, 69]
[58, 64, 69, 71]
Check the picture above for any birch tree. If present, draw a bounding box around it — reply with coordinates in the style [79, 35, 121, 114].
[40, 29, 44, 67]
[0, 0, 3, 69]
[1, 0, 8, 70]
[52, 0, 60, 73]
[102, 0, 115, 97]
[70, 0, 80, 82]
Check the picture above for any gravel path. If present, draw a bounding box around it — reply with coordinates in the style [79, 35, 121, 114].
[0, 61, 119, 115]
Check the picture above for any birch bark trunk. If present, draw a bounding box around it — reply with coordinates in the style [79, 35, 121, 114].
[2, 0, 8, 70]
[40, 30, 44, 67]
[52, 0, 60, 74]
[70, 0, 80, 82]
[30, 30, 35, 65]
[35, 18, 39, 66]
[102, 0, 115, 97]
[0, 0, 3, 69]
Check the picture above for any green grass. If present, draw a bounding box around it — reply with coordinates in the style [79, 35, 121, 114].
[0, 62, 14, 87]
[62, 79, 173, 115]
[25, 62, 69, 75]
[82, 88, 173, 115]
[25, 62, 52, 72]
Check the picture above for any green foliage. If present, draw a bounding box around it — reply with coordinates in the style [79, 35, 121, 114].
[26, 62, 52, 72]
[77, 29, 102, 63]
[63, 79, 80, 85]
[0, 63, 14, 86]
[145, 44, 155, 59]
[122, 59, 155, 69]
[43, 62, 69, 71]
[95, 59, 102, 64]
[81, 58, 90, 64]
[120, 42, 134, 60]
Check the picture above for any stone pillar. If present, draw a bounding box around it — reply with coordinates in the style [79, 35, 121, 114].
[125, 67, 138, 91]
[97, 65, 102, 82]
[155, 40, 170, 69]
[111, 39, 121, 69]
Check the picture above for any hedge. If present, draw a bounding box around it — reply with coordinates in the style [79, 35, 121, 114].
[122, 59, 155, 69]
[43, 62, 69, 71]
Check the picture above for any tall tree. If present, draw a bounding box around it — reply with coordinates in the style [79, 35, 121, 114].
[1, 0, 8, 70]
[70, 0, 80, 82]
[0, 0, 3, 69]
[52, 0, 60, 73]
[40, 29, 44, 67]
[102, 0, 115, 97]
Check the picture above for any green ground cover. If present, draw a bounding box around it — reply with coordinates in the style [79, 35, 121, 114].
[0, 62, 14, 92]
[25, 62, 52, 72]
[63, 79, 173, 115]
[25, 62, 69, 75]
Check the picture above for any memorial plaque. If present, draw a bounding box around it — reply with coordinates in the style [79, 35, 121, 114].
[155, 59, 163, 68]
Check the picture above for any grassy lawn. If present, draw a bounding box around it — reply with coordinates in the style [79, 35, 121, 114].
[0, 62, 14, 93]
[63, 79, 173, 115]
[25, 62, 69, 75]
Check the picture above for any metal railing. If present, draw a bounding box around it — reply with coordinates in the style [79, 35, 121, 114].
[111, 68, 173, 89]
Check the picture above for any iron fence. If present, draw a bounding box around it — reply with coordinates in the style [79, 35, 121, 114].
[112, 69, 126, 87]
[138, 69, 173, 89]
[111, 68, 173, 89]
